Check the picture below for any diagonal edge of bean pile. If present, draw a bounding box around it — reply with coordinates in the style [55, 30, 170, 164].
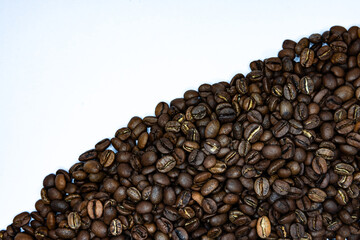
[2, 25, 360, 240]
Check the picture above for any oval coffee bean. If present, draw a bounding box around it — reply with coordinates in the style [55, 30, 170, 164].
[308, 188, 327, 202]
[256, 216, 271, 239]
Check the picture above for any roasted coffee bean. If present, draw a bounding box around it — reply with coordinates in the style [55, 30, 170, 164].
[203, 139, 221, 154]
[14, 233, 33, 240]
[156, 217, 173, 234]
[300, 48, 315, 67]
[265, 57, 282, 71]
[131, 224, 148, 240]
[156, 155, 176, 173]
[13, 212, 31, 228]
[172, 227, 189, 240]
[201, 198, 217, 214]
[244, 123, 263, 143]
[87, 199, 103, 219]
[290, 223, 305, 239]
[262, 145, 281, 160]
[109, 218, 122, 236]
[272, 120, 289, 138]
[67, 212, 81, 230]
[299, 76, 314, 95]
[254, 177, 270, 198]
[308, 188, 327, 202]
[256, 216, 271, 239]
[273, 179, 290, 196]
[334, 163, 355, 176]
[56, 228, 76, 239]
[99, 150, 115, 167]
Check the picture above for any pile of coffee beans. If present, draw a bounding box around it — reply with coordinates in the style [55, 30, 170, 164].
[2, 25, 360, 240]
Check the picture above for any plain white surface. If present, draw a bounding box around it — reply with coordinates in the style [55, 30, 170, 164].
[0, 0, 359, 229]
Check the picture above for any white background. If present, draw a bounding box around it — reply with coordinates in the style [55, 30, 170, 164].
[0, 0, 359, 229]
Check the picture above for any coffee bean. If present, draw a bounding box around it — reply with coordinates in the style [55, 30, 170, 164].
[308, 188, 327, 202]
[312, 157, 327, 174]
[156, 217, 174, 234]
[262, 145, 281, 160]
[54, 228, 76, 239]
[299, 76, 314, 95]
[99, 150, 115, 167]
[67, 212, 81, 230]
[172, 227, 189, 240]
[272, 179, 290, 196]
[14, 233, 33, 240]
[109, 218, 122, 236]
[202, 198, 217, 214]
[203, 139, 221, 154]
[205, 119, 220, 138]
[256, 216, 271, 239]
[254, 177, 270, 198]
[300, 48, 315, 67]
[156, 155, 176, 173]
[201, 179, 219, 196]
[13, 212, 31, 228]
[334, 163, 355, 176]
[244, 123, 263, 143]
[91, 220, 108, 238]
[87, 199, 103, 219]
[272, 120, 289, 138]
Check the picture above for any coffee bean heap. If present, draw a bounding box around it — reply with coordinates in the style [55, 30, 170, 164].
[2, 25, 360, 240]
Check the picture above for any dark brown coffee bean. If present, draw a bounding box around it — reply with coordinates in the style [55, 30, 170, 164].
[83, 160, 101, 174]
[55, 228, 76, 239]
[201, 179, 219, 196]
[156, 155, 176, 173]
[67, 212, 81, 230]
[254, 177, 270, 198]
[238, 140, 251, 157]
[203, 139, 221, 154]
[136, 201, 153, 214]
[312, 157, 327, 175]
[336, 119, 354, 134]
[109, 219, 122, 236]
[205, 119, 220, 138]
[290, 223, 305, 239]
[202, 198, 217, 214]
[156, 138, 174, 154]
[272, 179, 290, 196]
[272, 120, 289, 138]
[14, 233, 33, 240]
[347, 132, 360, 148]
[209, 161, 227, 174]
[262, 145, 281, 160]
[178, 206, 194, 220]
[176, 190, 191, 208]
[334, 163, 354, 176]
[79, 149, 97, 161]
[244, 123, 263, 143]
[265, 57, 282, 71]
[308, 188, 327, 202]
[13, 212, 31, 228]
[172, 227, 188, 240]
[131, 225, 148, 240]
[299, 76, 314, 95]
[50, 199, 69, 213]
[156, 217, 173, 234]
[99, 150, 115, 167]
[300, 48, 315, 67]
